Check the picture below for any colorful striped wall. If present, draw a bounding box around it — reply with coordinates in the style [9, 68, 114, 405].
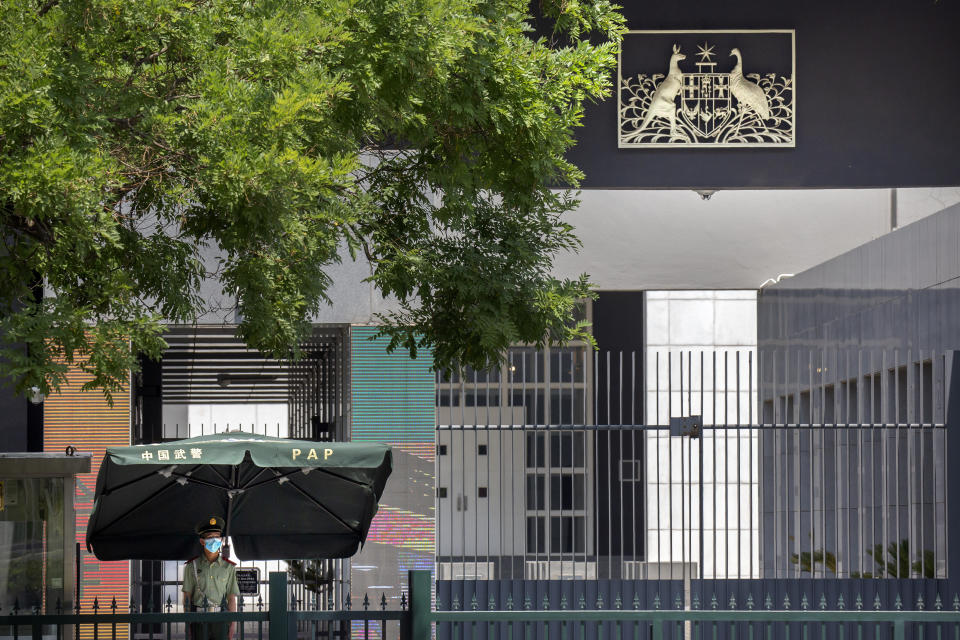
[350, 327, 436, 459]
[44, 359, 130, 638]
[349, 326, 435, 613]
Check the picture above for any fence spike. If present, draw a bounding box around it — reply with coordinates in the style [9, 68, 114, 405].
[238, 597, 244, 612]
[782, 594, 790, 610]
[894, 594, 903, 611]
[692, 593, 701, 610]
[488, 595, 496, 611]
[855, 594, 863, 611]
[953, 594, 959, 611]
[633, 593, 641, 610]
[917, 594, 925, 611]
[560, 595, 568, 611]
[345, 593, 352, 611]
[32, 605, 39, 615]
[380, 593, 387, 611]
[56, 598, 62, 615]
[837, 594, 845, 610]
[578, 594, 585, 610]
[74, 598, 81, 614]
[615, 594, 622, 610]
[111, 597, 117, 613]
[452, 595, 461, 611]
[800, 593, 809, 611]
[13, 598, 20, 615]
[471, 593, 479, 611]
[819, 594, 827, 610]
[543, 594, 550, 610]
[166, 595, 173, 613]
[400, 592, 407, 611]
[674, 592, 682, 610]
[873, 594, 882, 611]
[256, 595, 263, 612]
[146, 594, 154, 613]
[362, 593, 370, 611]
[92, 598, 99, 612]
[935, 594, 943, 611]
[525, 594, 532, 611]
[746, 594, 754, 611]
[652, 594, 660, 610]
[710, 594, 718, 610]
[764, 594, 772, 611]
[596, 593, 604, 610]
[505, 593, 514, 611]
[728, 594, 737, 610]
[129, 599, 136, 614]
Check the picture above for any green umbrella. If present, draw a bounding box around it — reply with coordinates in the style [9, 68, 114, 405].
[86, 431, 392, 561]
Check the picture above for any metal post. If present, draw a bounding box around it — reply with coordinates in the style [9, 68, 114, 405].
[406, 570, 432, 640]
[945, 352, 960, 585]
[268, 572, 288, 640]
[892, 619, 905, 640]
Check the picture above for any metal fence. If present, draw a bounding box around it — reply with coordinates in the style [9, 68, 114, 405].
[435, 349, 949, 598]
[6, 572, 413, 640]
[16, 571, 960, 640]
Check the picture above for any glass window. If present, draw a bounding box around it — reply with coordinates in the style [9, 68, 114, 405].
[526, 517, 545, 554]
[526, 432, 545, 468]
[549, 473, 586, 510]
[549, 390, 586, 425]
[0, 478, 64, 613]
[550, 516, 586, 554]
[508, 349, 544, 383]
[526, 474, 545, 510]
[550, 349, 586, 384]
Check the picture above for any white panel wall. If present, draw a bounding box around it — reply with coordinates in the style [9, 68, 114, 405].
[644, 290, 759, 579]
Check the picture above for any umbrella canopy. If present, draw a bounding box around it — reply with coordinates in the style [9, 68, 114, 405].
[86, 431, 392, 561]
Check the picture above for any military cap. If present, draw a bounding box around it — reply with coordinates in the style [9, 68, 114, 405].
[195, 516, 225, 536]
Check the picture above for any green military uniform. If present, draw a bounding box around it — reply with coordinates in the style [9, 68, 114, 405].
[182, 555, 240, 609]
[182, 516, 239, 640]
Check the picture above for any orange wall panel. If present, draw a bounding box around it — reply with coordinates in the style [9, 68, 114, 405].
[44, 361, 130, 638]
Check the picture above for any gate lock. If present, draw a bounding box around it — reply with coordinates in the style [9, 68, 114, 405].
[669, 415, 701, 438]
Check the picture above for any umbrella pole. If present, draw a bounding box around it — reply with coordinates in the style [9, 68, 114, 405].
[223, 466, 237, 560]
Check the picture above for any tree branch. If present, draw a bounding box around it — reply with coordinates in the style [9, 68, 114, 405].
[37, 0, 59, 16]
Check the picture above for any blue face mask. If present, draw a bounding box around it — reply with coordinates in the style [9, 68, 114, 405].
[203, 537, 222, 553]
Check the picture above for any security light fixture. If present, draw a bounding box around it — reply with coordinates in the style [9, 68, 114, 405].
[216, 373, 279, 388]
[28, 386, 45, 405]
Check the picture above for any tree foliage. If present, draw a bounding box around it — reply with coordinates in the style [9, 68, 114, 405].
[0, 0, 624, 399]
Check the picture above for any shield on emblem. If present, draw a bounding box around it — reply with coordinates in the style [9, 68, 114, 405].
[679, 73, 732, 138]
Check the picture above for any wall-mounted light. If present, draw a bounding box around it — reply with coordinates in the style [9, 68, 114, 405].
[216, 373, 278, 388]
[28, 386, 45, 405]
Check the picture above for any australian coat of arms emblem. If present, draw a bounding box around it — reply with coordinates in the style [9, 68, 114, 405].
[619, 30, 795, 147]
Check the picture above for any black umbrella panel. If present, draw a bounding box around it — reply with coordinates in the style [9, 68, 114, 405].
[86, 432, 392, 561]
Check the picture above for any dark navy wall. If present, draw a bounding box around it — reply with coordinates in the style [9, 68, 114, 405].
[0, 368, 27, 452]
[569, 0, 960, 189]
[592, 292, 645, 565]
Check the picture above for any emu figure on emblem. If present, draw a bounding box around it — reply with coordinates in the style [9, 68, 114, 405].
[729, 48, 770, 121]
[638, 43, 685, 138]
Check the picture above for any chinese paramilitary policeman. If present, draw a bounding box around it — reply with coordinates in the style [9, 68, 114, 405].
[182, 516, 239, 640]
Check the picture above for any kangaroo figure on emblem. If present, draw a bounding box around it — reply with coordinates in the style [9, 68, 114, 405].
[637, 43, 685, 138]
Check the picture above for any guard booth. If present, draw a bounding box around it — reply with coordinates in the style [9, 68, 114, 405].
[0, 452, 90, 637]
